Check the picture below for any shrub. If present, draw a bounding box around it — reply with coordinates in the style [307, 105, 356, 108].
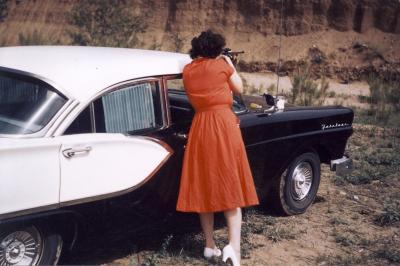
[290, 65, 329, 106]
[375, 198, 400, 226]
[171, 32, 185, 52]
[0, 0, 9, 22]
[328, 91, 336, 98]
[334, 234, 354, 246]
[67, 0, 147, 47]
[367, 75, 400, 125]
[267, 83, 276, 94]
[376, 248, 400, 263]
[329, 216, 348, 225]
[266, 226, 296, 242]
[18, 30, 60, 45]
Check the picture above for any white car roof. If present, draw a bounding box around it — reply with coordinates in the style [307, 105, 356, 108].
[0, 46, 191, 102]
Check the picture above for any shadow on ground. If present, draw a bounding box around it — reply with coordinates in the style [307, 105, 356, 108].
[59, 205, 277, 265]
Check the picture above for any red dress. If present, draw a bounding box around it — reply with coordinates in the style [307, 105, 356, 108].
[176, 57, 259, 213]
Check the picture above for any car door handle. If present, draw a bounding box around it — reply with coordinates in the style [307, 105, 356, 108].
[62, 146, 92, 158]
[174, 132, 188, 140]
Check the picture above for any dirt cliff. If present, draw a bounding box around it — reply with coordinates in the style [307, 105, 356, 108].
[0, 0, 399, 79]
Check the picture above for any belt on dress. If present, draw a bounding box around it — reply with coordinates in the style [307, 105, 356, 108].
[196, 104, 231, 112]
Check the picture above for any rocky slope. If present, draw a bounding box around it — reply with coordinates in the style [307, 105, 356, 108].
[0, 0, 399, 79]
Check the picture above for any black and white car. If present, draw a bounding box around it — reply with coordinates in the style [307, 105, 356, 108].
[0, 46, 353, 265]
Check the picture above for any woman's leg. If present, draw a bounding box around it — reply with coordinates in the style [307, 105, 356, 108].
[199, 212, 216, 248]
[224, 207, 242, 261]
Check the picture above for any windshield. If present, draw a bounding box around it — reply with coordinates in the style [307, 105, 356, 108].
[0, 73, 67, 135]
[233, 95, 247, 113]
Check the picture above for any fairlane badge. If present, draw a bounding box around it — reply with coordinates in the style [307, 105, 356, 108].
[321, 123, 349, 130]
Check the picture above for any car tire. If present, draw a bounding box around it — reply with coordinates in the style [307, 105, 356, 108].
[0, 223, 63, 266]
[272, 152, 321, 215]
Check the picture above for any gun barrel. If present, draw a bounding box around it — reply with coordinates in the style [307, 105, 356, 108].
[229, 50, 245, 54]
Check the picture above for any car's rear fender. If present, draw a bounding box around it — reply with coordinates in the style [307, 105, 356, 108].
[257, 127, 352, 195]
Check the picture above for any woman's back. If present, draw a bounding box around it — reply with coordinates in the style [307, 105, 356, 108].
[183, 57, 234, 110]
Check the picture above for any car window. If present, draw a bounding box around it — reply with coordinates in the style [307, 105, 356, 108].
[167, 78, 185, 91]
[94, 81, 163, 134]
[0, 72, 67, 135]
[64, 106, 92, 135]
[167, 77, 247, 114]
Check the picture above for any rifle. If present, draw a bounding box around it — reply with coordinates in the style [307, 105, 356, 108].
[222, 48, 244, 66]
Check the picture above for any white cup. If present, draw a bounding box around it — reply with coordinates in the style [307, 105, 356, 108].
[276, 99, 285, 110]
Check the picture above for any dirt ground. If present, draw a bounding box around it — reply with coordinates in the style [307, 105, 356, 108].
[59, 121, 400, 265]
[241, 72, 371, 109]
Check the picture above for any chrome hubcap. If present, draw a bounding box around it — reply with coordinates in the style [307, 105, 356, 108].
[291, 162, 313, 200]
[0, 227, 42, 266]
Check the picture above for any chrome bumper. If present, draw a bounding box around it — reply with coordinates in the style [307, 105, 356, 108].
[330, 156, 353, 176]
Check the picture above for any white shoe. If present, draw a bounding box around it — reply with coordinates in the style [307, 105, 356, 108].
[204, 246, 222, 259]
[222, 244, 240, 266]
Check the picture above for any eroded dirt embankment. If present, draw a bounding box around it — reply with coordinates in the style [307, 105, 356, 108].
[1, 0, 399, 80]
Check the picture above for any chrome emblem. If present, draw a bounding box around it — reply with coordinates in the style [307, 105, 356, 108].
[321, 123, 349, 130]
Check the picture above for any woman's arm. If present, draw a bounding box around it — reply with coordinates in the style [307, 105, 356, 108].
[220, 55, 243, 95]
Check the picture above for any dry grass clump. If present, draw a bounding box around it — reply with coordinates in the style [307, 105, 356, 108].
[362, 75, 400, 125]
[18, 30, 60, 45]
[290, 65, 329, 106]
[375, 196, 400, 227]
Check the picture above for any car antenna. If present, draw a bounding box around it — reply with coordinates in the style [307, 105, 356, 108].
[276, 0, 284, 96]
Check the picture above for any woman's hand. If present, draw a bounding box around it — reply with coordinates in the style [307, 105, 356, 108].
[218, 54, 235, 68]
[218, 55, 243, 94]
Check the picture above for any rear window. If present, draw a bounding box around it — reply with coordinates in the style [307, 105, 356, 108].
[0, 72, 67, 135]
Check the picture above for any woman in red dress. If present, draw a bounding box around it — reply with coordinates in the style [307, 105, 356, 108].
[176, 30, 259, 265]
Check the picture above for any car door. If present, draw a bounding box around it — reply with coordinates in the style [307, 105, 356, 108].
[58, 133, 171, 203]
[0, 138, 61, 216]
[59, 79, 172, 204]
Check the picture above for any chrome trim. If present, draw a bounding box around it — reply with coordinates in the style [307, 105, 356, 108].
[162, 76, 173, 128]
[174, 132, 188, 140]
[62, 146, 92, 158]
[171, 106, 192, 112]
[163, 74, 186, 128]
[330, 156, 353, 176]
[246, 126, 353, 148]
[138, 135, 174, 154]
[291, 162, 313, 201]
[234, 108, 249, 115]
[0, 204, 59, 221]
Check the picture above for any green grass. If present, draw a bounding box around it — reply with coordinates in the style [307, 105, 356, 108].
[333, 123, 400, 186]
[329, 216, 348, 225]
[375, 197, 400, 226]
[266, 226, 296, 242]
[376, 248, 400, 263]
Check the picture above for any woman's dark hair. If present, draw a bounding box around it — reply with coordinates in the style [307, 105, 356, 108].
[189, 30, 226, 59]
